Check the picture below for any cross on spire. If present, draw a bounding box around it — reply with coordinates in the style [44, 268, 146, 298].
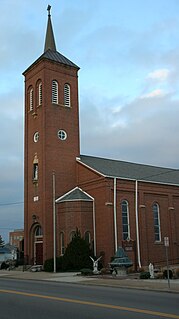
[47, 5, 51, 16]
[44, 5, 56, 52]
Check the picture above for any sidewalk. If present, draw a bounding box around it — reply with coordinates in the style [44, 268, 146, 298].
[0, 270, 179, 293]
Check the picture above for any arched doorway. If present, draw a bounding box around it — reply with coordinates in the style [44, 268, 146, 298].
[34, 225, 43, 265]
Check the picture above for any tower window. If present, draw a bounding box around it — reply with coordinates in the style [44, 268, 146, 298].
[38, 82, 42, 105]
[30, 88, 34, 111]
[64, 83, 70, 107]
[33, 154, 39, 182]
[152, 203, 161, 242]
[121, 200, 130, 240]
[33, 163, 38, 181]
[58, 130, 67, 140]
[33, 132, 39, 143]
[52, 80, 58, 104]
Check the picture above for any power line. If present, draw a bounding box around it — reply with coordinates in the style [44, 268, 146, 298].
[0, 201, 24, 207]
[0, 227, 19, 230]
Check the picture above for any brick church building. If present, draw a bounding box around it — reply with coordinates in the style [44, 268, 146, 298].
[24, 7, 179, 269]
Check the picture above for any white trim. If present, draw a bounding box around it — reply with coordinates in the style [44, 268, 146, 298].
[57, 198, 93, 203]
[53, 172, 56, 273]
[105, 175, 179, 187]
[113, 178, 118, 253]
[76, 158, 105, 177]
[92, 200, 96, 256]
[55, 186, 94, 203]
[135, 180, 141, 268]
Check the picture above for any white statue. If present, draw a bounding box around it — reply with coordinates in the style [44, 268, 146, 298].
[90, 256, 102, 274]
[149, 263, 154, 279]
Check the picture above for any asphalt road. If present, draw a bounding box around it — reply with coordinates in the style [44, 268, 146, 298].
[0, 278, 179, 319]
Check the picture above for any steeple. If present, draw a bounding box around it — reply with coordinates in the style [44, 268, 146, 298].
[44, 5, 56, 52]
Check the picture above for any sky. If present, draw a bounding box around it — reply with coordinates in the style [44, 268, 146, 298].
[0, 0, 179, 242]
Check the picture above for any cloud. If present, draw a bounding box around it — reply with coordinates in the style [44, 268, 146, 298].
[147, 69, 170, 81]
[80, 89, 179, 169]
[140, 89, 166, 99]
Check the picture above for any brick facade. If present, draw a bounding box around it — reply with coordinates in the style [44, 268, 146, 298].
[24, 10, 179, 268]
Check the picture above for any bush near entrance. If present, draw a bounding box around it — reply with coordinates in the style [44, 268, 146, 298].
[44, 229, 93, 272]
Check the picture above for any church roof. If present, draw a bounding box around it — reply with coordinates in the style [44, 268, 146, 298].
[78, 155, 179, 186]
[56, 187, 93, 203]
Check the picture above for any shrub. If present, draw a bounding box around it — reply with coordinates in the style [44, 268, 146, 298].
[44, 256, 64, 272]
[163, 269, 173, 279]
[44, 258, 54, 272]
[140, 271, 150, 279]
[61, 229, 93, 271]
[80, 268, 93, 276]
[0, 261, 10, 270]
[100, 268, 110, 275]
[174, 268, 179, 279]
[155, 272, 163, 279]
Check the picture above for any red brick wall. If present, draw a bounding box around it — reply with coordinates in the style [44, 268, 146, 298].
[77, 163, 179, 267]
[56, 201, 93, 255]
[24, 58, 80, 263]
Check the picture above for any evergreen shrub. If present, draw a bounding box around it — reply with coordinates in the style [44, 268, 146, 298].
[139, 271, 150, 279]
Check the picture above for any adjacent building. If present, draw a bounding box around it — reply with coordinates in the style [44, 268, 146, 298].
[9, 229, 24, 250]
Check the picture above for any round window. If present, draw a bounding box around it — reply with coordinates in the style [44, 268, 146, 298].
[33, 132, 39, 142]
[58, 130, 67, 140]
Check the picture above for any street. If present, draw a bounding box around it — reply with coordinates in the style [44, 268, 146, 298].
[0, 278, 179, 319]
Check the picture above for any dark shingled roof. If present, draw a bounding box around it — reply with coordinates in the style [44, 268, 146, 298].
[56, 187, 93, 203]
[78, 155, 179, 186]
[42, 49, 79, 68]
[23, 49, 79, 74]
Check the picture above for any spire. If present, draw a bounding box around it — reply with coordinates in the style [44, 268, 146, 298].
[44, 5, 56, 52]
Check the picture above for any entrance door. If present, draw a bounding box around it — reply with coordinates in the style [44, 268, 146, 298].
[35, 242, 43, 265]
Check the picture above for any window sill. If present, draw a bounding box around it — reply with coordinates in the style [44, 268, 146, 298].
[154, 241, 162, 245]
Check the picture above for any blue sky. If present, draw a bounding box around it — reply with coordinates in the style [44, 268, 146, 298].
[0, 0, 179, 242]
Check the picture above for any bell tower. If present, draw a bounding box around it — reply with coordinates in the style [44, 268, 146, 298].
[24, 6, 80, 264]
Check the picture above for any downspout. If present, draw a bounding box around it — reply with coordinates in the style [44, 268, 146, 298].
[52, 172, 56, 273]
[92, 200, 96, 256]
[135, 180, 141, 268]
[113, 178, 118, 253]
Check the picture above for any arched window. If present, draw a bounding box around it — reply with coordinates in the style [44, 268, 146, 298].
[60, 232, 65, 255]
[52, 80, 58, 104]
[38, 82, 42, 105]
[84, 231, 91, 245]
[152, 203, 161, 241]
[35, 226, 43, 237]
[33, 154, 38, 181]
[30, 88, 34, 111]
[70, 231, 75, 242]
[64, 83, 70, 107]
[121, 200, 130, 240]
